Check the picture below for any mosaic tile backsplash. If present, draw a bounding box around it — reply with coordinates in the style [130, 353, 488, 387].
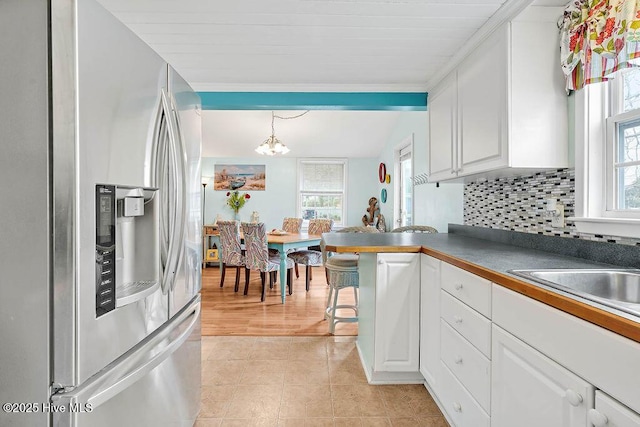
[463, 169, 640, 246]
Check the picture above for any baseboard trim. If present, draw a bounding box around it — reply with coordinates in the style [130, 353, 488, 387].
[355, 341, 424, 384]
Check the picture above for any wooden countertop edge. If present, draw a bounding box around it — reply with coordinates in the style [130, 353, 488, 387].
[421, 247, 640, 344]
[324, 244, 422, 253]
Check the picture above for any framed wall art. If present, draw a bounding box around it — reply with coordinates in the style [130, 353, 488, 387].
[214, 164, 266, 191]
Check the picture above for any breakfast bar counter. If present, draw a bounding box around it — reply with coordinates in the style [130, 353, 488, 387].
[323, 226, 640, 343]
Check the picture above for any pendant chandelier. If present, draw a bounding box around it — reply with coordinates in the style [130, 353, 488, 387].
[255, 110, 309, 156]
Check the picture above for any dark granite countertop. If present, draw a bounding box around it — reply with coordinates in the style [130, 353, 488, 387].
[323, 232, 618, 272]
[322, 226, 640, 342]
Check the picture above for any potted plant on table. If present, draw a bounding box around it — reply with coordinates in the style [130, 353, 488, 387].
[226, 190, 250, 220]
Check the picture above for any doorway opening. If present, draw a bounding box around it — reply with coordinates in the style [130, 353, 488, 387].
[394, 135, 414, 229]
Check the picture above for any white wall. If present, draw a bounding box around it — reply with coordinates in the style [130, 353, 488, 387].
[376, 111, 464, 232]
[202, 111, 463, 232]
[202, 156, 377, 230]
[347, 158, 380, 227]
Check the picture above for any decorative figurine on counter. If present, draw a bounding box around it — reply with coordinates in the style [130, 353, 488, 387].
[376, 214, 386, 232]
[362, 197, 386, 232]
[250, 211, 260, 224]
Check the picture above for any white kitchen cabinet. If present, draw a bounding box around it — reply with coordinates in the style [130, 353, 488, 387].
[492, 324, 594, 427]
[420, 254, 441, 390]
[439, 361, 491, 427]
[589, 391, 640, 427]
[374, 253, 421, 373]
[441, 290, 492, 357]
[492, 284, 640, 415]
[457, 24, 507, 177]
[415, 258, 640, 427]
[437, 262, 493, 424]
[427, 6, 568, 182]
[441, 321, 491, 413]
[356, 252, 423, 383]
[428, 74, 457, 183]
[440, 262, 492, 318]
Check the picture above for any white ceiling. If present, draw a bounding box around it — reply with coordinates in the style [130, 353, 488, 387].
[97, 0, 566, 158]
[202, 110, 412, 158]
[97, 0, 512, 92]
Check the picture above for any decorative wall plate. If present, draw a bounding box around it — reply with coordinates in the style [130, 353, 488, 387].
[379, 163, 386, 183]
[385, 174, 391, 184]
[381, 188, 387, 203]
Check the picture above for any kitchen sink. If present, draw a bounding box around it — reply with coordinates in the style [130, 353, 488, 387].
[509, 269, 640, 317]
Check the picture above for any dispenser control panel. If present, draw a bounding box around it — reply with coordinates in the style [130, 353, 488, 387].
[96, 184, 116, 316]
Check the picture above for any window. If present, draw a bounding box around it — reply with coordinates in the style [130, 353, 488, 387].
[573, 68, 640, 238]
[297, 159, 347, 227]
[394, 137, 413, 228]
[607, 69, 640, 213]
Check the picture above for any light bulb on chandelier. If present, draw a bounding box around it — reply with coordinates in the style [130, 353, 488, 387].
[255, 110, 309, 156]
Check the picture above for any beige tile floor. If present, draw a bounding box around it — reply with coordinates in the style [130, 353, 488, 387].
[197, 336, 449, 427]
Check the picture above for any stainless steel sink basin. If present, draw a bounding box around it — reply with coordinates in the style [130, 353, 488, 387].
[509, 269, 640, 317]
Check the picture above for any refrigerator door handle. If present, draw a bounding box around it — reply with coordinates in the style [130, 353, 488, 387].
[155, 114, 170, 274]
[52, 297, 200, 413]
[158, 89, 182, 294]
[164, 89, 185, 292]
[168, 94, 188, 291]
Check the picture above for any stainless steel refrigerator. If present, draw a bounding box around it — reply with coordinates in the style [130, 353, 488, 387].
[0, 0, 202, 426]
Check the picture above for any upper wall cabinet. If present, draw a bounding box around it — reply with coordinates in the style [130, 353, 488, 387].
[428, 6, 568, 183]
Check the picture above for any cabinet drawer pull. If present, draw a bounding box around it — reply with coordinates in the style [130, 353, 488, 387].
[453, 315, 463, 324]
[454, 283, 463, 291]
[453, 402, 462, 412]
[565, 389, 583, 407]
[588, 409, 609, 426]
[454, 356, 463, 365]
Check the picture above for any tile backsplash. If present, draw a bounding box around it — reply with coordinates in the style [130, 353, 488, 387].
[463, 169, 640, 246]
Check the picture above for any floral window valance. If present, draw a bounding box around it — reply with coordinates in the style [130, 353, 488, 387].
[560, 0, 640, 91]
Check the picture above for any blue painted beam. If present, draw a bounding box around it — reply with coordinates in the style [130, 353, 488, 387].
[197, 92, 427, 111]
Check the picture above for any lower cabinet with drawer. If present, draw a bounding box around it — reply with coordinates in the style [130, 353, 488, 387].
[420, 259, 640, 427]
[589, 391, 640, 427]
[438, 262, 493, 426]
[492, 284, 640, 427]
[492, 324, 594, 427]
[439, 361, 491, 427]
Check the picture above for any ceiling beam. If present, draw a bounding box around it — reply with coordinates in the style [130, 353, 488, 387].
[197, 92, 427, 111]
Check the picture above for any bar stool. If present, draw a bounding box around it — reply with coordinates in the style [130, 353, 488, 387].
[324, 254, 360, 334]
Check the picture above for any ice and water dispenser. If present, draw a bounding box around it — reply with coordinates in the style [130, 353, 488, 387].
[95, 184, 160, 317]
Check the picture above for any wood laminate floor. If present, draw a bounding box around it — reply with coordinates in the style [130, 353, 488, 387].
[201, 264, 358, 336]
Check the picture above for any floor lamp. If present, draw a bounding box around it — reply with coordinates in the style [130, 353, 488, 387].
[201, 176, 211, 228]
[201, 176, 211, 267]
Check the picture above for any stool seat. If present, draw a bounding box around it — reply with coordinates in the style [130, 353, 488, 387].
[326, 254, 358, 268]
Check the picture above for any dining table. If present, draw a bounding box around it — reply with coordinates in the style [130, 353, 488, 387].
[207, 231, 322, 303]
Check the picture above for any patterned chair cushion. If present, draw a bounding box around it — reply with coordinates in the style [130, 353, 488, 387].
[308, 218, 333, 235]
[282, 217, 303, 233]
[217, 220, 244, 266]
[241, 222, 270, 271]
[242, 222, 294, 273]
[305, 219, 333, 251]
[287, 249, 323, 266]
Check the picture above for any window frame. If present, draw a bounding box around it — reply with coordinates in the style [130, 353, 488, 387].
[572, 78, 640, 238]
[393, 135, 414, 228]
[296, 158, 348, 229]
